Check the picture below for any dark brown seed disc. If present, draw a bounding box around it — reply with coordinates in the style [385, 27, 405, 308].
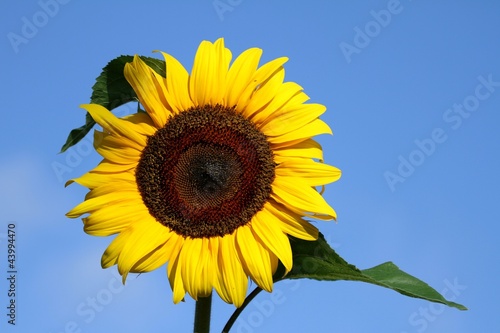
[135, 105, 275, 238]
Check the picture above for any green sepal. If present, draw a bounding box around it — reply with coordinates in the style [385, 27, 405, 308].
[60, 55, 165, 152]
[275, 233, 467, 311]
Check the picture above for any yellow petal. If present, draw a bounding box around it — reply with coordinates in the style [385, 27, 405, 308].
[269, 251, 279, 276]
[166, 235, 186, 304]
[159, 51, 193, 111]
[83, 203, 149, 236]
[117, 219, 171, 280]
[81, 104, 148, 147]
[101, 226, 134, 269]
[276, 158, 341, 186]
[66, 191, 141, 218]
[168, 251, 186, 304]
[84, 180, 137, 199]
[216, 38, 232, 104]
[211, 236, 229, 303]
[179, 238, 201, 299]
[189, 38, 231, 106]
[271, 176, 337, 220]
[150, 67, 180, 114]
[265, 201, 319, 241]
[66, 168, 135, 189]
[251, 209, 293, 273]
[273, 139, 324, 163]
[196, 238, 214, 297]
[178, 238, 213, 299]
[225, 47, 262, 107]
[236, 57, 288, 111]
[91, 159, 136, 174]
[267, 118, 332, 145]
[260, 103, 326, 137]
[121, 112, 157, 134]
[235, 225, 274, 292]
[242, 67, 285, 120]
[131, 233, 183, 273]
[87, 105, 155, 151]
[130, 242, 169, 273]
[208, 237, 220, 289]
[93, 131, 142, 165]
[189, 41, 212, 106]
[216, 234, 248, 307]
[124, 55, 173, 128]
[251, 82, 304, 125]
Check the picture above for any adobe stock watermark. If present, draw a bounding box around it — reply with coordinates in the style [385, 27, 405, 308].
[235, 279, 300, 333]
[53, 270, 131, 333]
[212, 0, 243, 21]
[7, 0, 72, 54]
[52, 136, 94, 184]
[52, 102, 137, 183]
[235, 234, 339, 332]
[401, 277, 466, 333]
[384, 74, 499, 192]
[339, 0, 405, 64]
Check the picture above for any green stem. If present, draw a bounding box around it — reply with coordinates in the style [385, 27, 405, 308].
[222, 287, 263, 333]
[194, 294, 212, 333]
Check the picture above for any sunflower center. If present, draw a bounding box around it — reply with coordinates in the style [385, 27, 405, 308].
[174, 144, 242, 209]
[135, 105, 275, 238]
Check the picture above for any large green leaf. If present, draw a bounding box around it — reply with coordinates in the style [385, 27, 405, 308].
[277, 233, 467, 311]
[361, 262, 466, 310]
[60, 55, 165, 152]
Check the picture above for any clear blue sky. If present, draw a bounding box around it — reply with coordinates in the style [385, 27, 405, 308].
[1, 1, 499, 332]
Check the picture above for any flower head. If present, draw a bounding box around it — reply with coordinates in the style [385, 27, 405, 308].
[67, 38, 341, 307]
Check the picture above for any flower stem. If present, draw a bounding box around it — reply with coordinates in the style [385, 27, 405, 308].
[222, 287, 263, 333]
[194, 294, 212, 333]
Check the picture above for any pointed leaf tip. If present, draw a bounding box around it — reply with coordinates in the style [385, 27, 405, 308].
[275, 233, 467, 311]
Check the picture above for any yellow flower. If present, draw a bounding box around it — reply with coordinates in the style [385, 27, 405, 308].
[66, 38, 341, 307]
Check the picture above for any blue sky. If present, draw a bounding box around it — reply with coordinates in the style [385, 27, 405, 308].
[1, 1, 499, 332]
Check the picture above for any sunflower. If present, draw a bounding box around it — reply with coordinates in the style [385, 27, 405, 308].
[66, 38, 341, 307]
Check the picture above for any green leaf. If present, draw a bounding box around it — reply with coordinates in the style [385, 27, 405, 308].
[60, 55, 165, 153]
[361, 262, 467, 310]
[277, 233, 467, 311]
[283, 233, 370, 283]
[59, 113, 95, 153]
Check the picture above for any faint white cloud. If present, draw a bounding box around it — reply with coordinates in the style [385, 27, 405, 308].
[0, 153, 46, 220]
